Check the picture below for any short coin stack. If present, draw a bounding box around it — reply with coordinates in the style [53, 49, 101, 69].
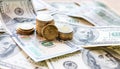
[16, 23, 34, 35]
[58, 25, 73, 40]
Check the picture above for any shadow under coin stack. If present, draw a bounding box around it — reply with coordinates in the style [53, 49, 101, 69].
[36, 13, 58, 41]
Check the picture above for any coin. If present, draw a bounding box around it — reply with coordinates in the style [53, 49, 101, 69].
[41, 25, 58, 41]
[36, 14, 54, 36]
[58, 25, 73, 40]
[16, 23, 34, 35]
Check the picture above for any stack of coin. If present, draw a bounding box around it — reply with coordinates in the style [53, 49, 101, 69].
[36, 14, 54, 36]
[58, 25, 73, 40]
[16, 23, 34, 35]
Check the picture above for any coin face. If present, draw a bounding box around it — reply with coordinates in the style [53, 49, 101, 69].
[58, 25, 73, 33]
[63, 61, 78, 69]
[42, 25, 58, 41]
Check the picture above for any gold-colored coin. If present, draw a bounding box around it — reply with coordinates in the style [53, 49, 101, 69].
[36, 14, 54, 36]
[17, 28, 34, 35]
[16, 23, 34, 35]
[41, 25, 58, 41]
[59, 32, 73, 40]
[58, 25, 73, 40]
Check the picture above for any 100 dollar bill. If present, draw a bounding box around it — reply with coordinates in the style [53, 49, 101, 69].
[46, 51, 89, 69]
[0, 32, 49, 69]
[0, 22, 6, 32]
[66, 1, 120, 26]
[67, 26, 120, 47]
[102, 46, 120, 60]
[82, 47, 120, 69]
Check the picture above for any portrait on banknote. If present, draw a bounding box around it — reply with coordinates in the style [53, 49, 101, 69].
[74, 28, 95, 44]
[82, 48, 120, 69]
[0, 33, 48, 69]
[66, 27, 98, 47]
[0, 33, 21, 59]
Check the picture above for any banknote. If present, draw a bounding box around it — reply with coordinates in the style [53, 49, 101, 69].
[49, 2, 80, 14]
[0, 22, 6, 32]
[32, 0, 58, 15]
[53, 14, 91, 27]
[66, 1, 120, 26]
[49, 2, 93, 26]
[0, 0, 80, 62]
[103, 46, 120, 60]
[66, 26, 120, 47]
[82, 47, 120, 69]
[36, 2, 81, 17]
[0, 32, 48, 69]
[46, 51, 89, 69]
[106, 46, 120, 55]
[32, 0, 54, 11]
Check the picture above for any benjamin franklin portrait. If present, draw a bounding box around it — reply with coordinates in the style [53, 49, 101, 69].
[82, 48, 120, 69]
[0, 33, 21, 59]
[66, 28, 98, 47]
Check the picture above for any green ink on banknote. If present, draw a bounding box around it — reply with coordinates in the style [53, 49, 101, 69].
[68, 18, 79, 23]
[111, 32, 120, 37]
[95, 8, 120, 25]
[29, 47, 41, 57]
[41, 41, 53, 47]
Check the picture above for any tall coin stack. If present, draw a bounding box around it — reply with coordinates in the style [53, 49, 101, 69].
[36, 13, 58, 41]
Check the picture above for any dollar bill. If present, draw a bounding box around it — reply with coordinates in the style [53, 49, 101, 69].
[32, 0, 58, 15]
[106, 46, 120, 55]
[0, 32, 48, 69]
[103, 46, 120, 60]
[32, 0, 53, 11]
[0, 22, 6, 32]
[53, 14, 91, 27]
[82, 47, 120, 69]
[0, 0, 80, 62]
[46, 51, 89, 69]
[49, 2, 80, 14]
[66, 26, 120, 47]
[49, 2, 93, 26]
[36, 1, 81, 17]
[66, 1, 120, 26]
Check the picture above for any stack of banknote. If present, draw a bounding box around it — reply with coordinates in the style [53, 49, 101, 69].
[0, 0, 120, 69]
